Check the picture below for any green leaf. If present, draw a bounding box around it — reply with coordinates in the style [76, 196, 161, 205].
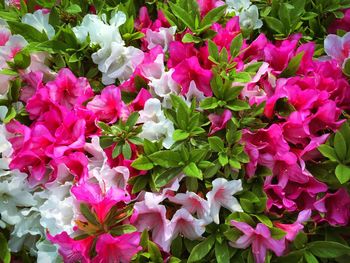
[0, 233, 10, 263]
[99, 136, 114, 149]
[80, 203, 100, 226]
[304, 251, 318, 263]
[112, 143, 123, 158]
[334, 132, 347, 161]
[200, 5, 227, 30]
[148, 151, 182, 168]
[226, 100, 250, 111]
[182, 33, 202, 43]
[7, 21, 48, 42]
[188, 236, 215, 263]
[264, 17, 284, 34]
[200, 97, 219, 109]
[208, 136, 225, 152]
[183, 162, 203, 179]
[307, 241, 350, 258]
[98, 122, 111, 133]
[173, 129, 190, 141]
[131, 175, 149, 194]
[169, 2, 196, 31]
[335, 164, 350, 184]
[318, 145, 337, 162]
[343, 58, 350, 76]
[215, 241, 230, 263]
[0, 69, 18, 76]
[218, 152, 229, 166]
[148, 240, 163, 263]
[14, 51, 31, 69]
[154, 167, 183, 188]
[126, 112, 140, 129]
[110, 225, 136, 236]
[121, 142, 131, 160]
[280, 52, 305, 78]
[66, 4, 82, 14]
[270, 227, 286, 240]
[230, 33, 243, 58]
[208, 39, 220, 62]
[293, 232, 307, 249]
[131, 156, 154, 170]
[3, 106, 16, 123]
[35, 0, 56, 8]
[274, 97, 296, 117]
[171, 236, 183, 258]
[253, 214, 273, 228]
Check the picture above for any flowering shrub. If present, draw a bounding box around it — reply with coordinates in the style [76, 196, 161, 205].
[0, 0, 350, 262]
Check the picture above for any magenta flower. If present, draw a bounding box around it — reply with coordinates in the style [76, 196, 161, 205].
[92, 233, 142, 263]
[230, 221, 285, 263]
[46, 68, 94, 109]
[47, 231, 93, 263]
[314, 188, 350, 226]
[328, 9, 350, 33]
[274, 209, 311, 241]
[172, 56, 212, 97]
[167, 41, 198, 68]
[208, 109, 232, 136]
[87, 85, 129, 123]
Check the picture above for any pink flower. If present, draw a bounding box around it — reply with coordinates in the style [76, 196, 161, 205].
[314, 188, 350, 226]
[47, 231, 93, 263]
[46, 68, 93, 109]
[324, 32, 350, 67]
[169, 191, 211, 222]
[20, 71, 45, 103]
[87, 85, 129, 123]
[206, 178, 243, 224]
[230, 221, 285, 263]
[274, 210, 311, 241]
[329, 9, 350, 33]
[172, 56, 212, 96]
[212, 17, 240, 51]
[72, 182, 130, 223]
[167, 41, 198, 68]
[92, 233, 142, 263]
[129, 88, 152, 111]
[208, 109, 232, 135]
[130, 193, 172, 251]
[197, 0, 225, 17]
[170, 208, 205, 240]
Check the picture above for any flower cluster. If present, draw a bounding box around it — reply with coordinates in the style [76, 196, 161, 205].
[0, 0, 350, 263]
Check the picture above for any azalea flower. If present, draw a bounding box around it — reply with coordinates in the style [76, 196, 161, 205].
[131, 192, 173, 252]
[170, 208, 206, 240]
[169, 191, 211, 222]
[92, 42, 144, 84]
[208, 109, 232, 135]
[138, 98, 175, 149]
[230, 221, 286, 263]
[324, 32, 350, 67]
[145, 26, 176, 51]
[73, 12, 126, 47]
[206, 178, 243, 224]
[22, 10, 55, 40]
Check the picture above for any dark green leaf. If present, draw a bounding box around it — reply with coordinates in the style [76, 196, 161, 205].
[307, 241, 350, 258]
[200, 5, 227, 30]
[7, 21, 48, 42]
[230, 33, 243, 58]
[208, 136, 225, 152]
[0, 233, 10, 263]
[280, 52, 305, 78]
[188, 236, 215, 263]
[80, 203, 100, 226]
[334, 132, 347, 161]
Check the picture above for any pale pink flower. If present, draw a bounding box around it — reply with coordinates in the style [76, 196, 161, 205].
[170, 208, 205, 240]
[206, 178, 243, 224]
[169, 191, 211, 222]
[324, 32, 350, 67]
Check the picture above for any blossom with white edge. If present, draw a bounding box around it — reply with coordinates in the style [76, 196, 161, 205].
[138, 98, 174, 149]
[170, 208, 206, 240]
[146, 26, 177, 51]
[206, 178, 243, 224]
[22, 10, 55, 40]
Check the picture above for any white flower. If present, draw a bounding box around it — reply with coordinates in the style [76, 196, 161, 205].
[92, 42, 144, 84]
[22, 10, 55, 40]
[138, 98, 174, 149]
[170, 208, 205, 240]
[73, 12, 126, 47]
[239, 5, 263, 30]
[37, 182, 75, 236]
[146, 26, 177, 51]
[36, 240, 61, 263]
[226, 0, 251, 13]
[206, 178, 243, 224]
